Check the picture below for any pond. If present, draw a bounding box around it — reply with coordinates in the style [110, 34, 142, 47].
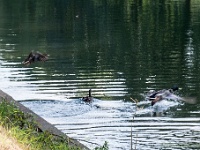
[0, 0, 200, 149]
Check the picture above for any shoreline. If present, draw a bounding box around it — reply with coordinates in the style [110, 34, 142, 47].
[0, 89, 89, 150]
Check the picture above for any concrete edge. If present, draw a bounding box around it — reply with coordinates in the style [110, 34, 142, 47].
[0, 89, 89, 150]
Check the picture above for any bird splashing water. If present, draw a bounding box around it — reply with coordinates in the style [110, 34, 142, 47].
[22, 51, 49, 66]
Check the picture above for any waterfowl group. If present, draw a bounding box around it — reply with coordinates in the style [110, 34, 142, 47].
[22, 51, 48, 66]
[20, 52, 189, 113]
[147, 86, 179, 106]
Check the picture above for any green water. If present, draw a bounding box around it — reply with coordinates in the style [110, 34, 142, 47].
[1, 0, 200, 149]
[1, 0, 200, 100]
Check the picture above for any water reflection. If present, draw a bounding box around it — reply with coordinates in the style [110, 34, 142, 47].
[0, 0, 200, 149]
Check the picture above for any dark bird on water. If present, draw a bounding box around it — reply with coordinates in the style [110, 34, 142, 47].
[82, 89, 93, 103]
[22, 51, 48, 66]
[147, 86, 179, 106]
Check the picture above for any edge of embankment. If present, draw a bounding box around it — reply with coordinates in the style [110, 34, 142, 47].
[0, 89, 89, 150]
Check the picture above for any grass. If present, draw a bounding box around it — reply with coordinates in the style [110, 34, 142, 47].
[0, 125, 25, 150]
[0, 99, 81, 150]
[0, 99, 109, 150]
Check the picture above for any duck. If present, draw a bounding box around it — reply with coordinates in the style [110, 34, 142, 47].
[82, 89, 93, 103]
[147, 86, 179, 106]
[22, 51, 48, 66]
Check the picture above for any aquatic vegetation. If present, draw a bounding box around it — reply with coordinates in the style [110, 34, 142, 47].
[130, 97, 139, 150]
[95, 141, 108, 150]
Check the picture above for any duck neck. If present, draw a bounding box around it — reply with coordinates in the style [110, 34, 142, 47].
[89, 89, 91, 97]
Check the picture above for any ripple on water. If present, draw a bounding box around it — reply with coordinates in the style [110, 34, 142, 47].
[21, 99, 200, 150]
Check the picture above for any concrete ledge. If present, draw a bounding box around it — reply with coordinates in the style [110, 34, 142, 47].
[0, 89, 89, 150]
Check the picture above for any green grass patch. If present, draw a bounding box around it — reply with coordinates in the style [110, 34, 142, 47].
[0, 99, 81, 150]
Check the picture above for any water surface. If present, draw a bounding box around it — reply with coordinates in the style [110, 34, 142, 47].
[0, 0, 200, 149]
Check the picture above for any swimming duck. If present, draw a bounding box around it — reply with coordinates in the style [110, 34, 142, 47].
[147, 86, 179, 106]
[22, 51, 48, 66]
[82, 89, 93, 103]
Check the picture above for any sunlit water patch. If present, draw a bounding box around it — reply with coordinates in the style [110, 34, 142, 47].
[21, 99, 200, 150]
[0, 59, 128, 101]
